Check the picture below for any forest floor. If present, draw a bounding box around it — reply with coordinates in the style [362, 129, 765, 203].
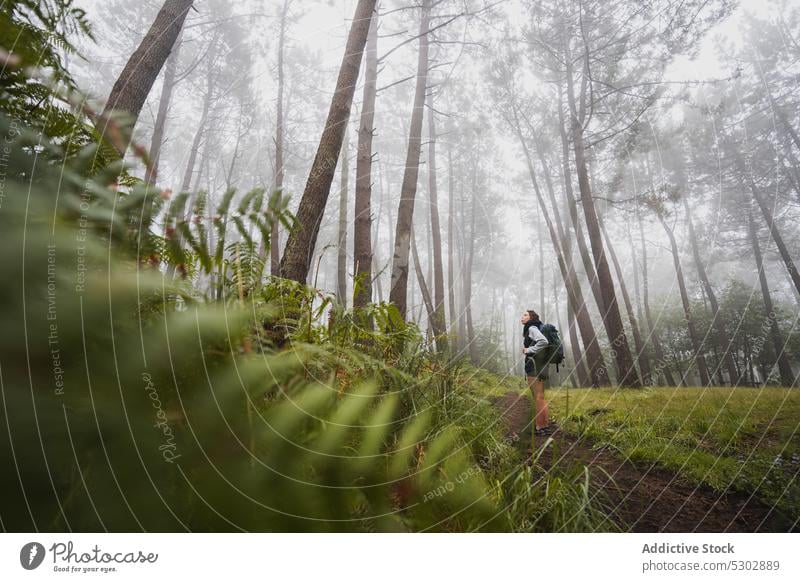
[490, 386, 800, 532]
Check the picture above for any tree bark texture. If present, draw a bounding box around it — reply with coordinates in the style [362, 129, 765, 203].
[389, 0, 430, 318]
[102, 0, 194, 154]
[279, 0, 377, 283]
[353, 6, 378, 308]
[426, 91, 447, 350]
[337, 126, 349, 305]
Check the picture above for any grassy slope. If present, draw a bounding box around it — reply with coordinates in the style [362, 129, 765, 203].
[538, 385, 800, 522]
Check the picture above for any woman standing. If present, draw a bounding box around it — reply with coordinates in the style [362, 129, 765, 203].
[521, 309, 553, 435]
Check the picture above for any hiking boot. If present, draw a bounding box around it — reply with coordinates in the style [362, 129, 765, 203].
[534, 423, 559, 437]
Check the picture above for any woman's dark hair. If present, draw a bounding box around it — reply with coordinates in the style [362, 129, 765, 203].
[526, 309, 540, 323]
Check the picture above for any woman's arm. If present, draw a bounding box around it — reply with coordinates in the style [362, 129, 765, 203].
[524, 326, 549, 355]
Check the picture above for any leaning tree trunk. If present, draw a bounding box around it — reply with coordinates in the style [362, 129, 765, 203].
[411, 225, 436, 334]
[731, 147, 800, 301]
[600, 218, 652, 384]
[353, 6, 378, 309]
[659, 214, 712, 387]
[565, 64, 640, 387]
[682, 196, 738, 385]
[555, 89, 604, 315]
[270, 0, 290, 275]
[567, 292, 590, 387]
[533, 137, 590, 386]
[337, 126, 349, 305]
[426, 91, 448, 351]
[510, 105, 608, 386]
[747, 209, 795, 386]
[524, 112, 607, 385]
[533, 158, 606, 386]
[389, 0, 430, 318]
[101, 0, 194, 155]
[145, 30, 183, 186]
[279, 0, 377, 283]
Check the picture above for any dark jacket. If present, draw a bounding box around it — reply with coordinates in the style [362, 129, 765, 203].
[523, 320, 548, 357]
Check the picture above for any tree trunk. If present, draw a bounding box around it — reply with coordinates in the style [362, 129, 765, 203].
[384, 161, 395, 291]
[101, 0, 194, 155]
[411, 225, 436, 332]
[567, 291, 590, 387]
[279, 0, 377, 283]
[271, 0, 290, 275]
[510, 106, 608, 386]
[447, 148, 458, 341]
[337, 126, 349, 306]
[682, 196, 738, 385]
[224, 117, 243, 191]
[426, 92, 447, 351]
[748, 210, 795, 386]
[538, 227, 545, 316]
[371, 193, 384, 303]
[464, 189, 478, 364]
[731, 147, 800, 300]
[165, 71, 211, 279]
[533, 134, 590, 386]
[353, 6, 378, 308]
[771, 94, 800, 153]
[179, 69, 213, 194]
[145, 31, 182, 186]
[426, 204, 433, 293]
[600, 218, 652, 384]
[627, 224, 645, 336]
[640, 161, 675, 386]
[456, 186, 467, 350]
[659, 214, 712, 387]
[556, 88, 604, 315]
[191, 135, 209, 195]
[565, 62, 640, 387]
[389, 0, 430, 318]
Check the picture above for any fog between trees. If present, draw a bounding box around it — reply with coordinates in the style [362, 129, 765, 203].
[80, 0, 800, 387]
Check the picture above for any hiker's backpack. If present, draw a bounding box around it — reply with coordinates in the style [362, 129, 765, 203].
[539, 323, 566, 371]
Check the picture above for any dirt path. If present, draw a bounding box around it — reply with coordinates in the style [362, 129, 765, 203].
[491, 391, 795, 533]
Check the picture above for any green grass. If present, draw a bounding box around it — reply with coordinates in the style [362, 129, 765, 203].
[545, 385, 800, 522]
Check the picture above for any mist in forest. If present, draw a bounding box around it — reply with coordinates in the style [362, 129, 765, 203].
[69, 0, 799, 387]
[6, 0, 800, 539]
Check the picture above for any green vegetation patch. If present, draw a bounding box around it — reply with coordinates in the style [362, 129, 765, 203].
[548, 386, 800, 521]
